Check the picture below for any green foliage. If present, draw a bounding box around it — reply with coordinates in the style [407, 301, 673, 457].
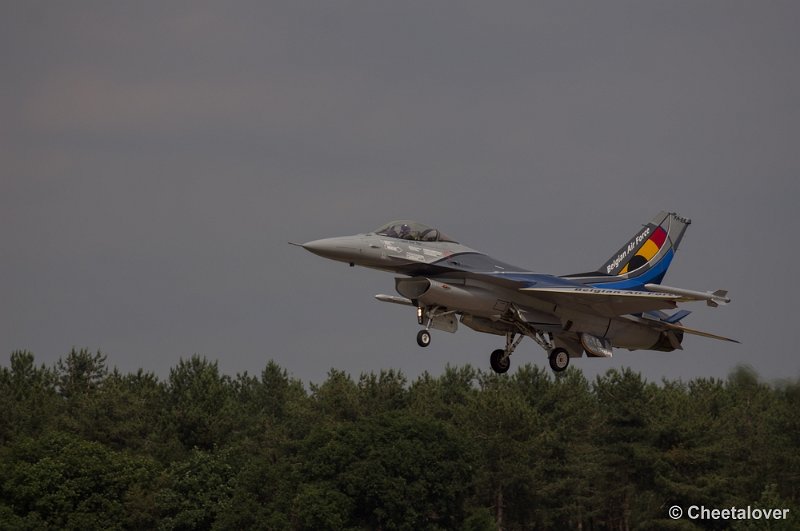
[0, 431, 156, 530]
[1, 351, 798, 530]
[56, 348, 108, 399]
[155, 448, 235, 530]
[298, 410, 472, 530]
[0, 351, 60, 444]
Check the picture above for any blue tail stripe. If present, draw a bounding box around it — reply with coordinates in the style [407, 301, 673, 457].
[588, 249, 674, 291]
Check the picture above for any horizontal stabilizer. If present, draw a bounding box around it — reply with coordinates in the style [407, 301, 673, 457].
[660, 320, 740, 343]
[374, 294, 414, 306]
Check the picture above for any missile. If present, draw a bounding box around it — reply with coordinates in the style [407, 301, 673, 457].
[374, 294, 414, 306]
[644, 283, 731, 307]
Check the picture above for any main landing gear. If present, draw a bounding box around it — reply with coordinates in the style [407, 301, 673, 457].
[488, 331, 570, 374]
[490, 349, 510, 373]
[489, 332, 524, 374]
[548, 348, 570, 372]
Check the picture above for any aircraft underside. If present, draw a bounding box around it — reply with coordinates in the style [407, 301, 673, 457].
[391, 275, 679, 373]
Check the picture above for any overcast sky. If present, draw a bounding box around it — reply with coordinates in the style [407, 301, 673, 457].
[2, 2, 798, 385]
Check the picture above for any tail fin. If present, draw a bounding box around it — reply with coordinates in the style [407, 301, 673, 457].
[595, 211, 691, 289]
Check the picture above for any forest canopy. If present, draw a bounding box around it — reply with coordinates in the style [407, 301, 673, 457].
[1, 349, 798, 530]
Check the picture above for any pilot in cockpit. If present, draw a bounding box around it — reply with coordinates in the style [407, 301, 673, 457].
[399, 223, 413, 240]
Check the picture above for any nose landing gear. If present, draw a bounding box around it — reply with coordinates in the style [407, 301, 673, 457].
[416, 329, 431, 347]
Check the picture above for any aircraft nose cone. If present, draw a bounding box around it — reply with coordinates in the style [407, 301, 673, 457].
[301, 238, 336, 256]
[301, 237, 360, 263]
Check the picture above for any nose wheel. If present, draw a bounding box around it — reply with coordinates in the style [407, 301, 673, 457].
[416, 329, 431, 347]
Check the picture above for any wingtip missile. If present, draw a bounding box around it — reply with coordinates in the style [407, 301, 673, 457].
[644, 283, 731, 307]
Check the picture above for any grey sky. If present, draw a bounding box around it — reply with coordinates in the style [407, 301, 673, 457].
[2, 2, 798, 385]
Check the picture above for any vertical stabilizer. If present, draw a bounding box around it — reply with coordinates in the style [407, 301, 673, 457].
[593, 212, 691, 289]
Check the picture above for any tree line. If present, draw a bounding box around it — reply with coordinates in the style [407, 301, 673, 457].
[1, 349, 798, 530]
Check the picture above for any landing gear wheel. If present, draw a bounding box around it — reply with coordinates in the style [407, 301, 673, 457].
[490, 349, 511, 374]
[548, 348, 570, 372]
[416, 329, 431, 348]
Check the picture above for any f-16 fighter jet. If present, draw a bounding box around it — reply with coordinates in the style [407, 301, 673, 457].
[293, 212, 736, 373]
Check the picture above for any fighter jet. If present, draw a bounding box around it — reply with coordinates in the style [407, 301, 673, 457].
[293, 212, 736, 373]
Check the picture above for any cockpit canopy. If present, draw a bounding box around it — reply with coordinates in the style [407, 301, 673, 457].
[374, 220, 458, 243]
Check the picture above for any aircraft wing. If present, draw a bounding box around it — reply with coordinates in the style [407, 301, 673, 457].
[518, 286, 681, 316]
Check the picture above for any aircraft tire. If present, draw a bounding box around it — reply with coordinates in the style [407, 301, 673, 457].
[548, 348, 570, 372]
[416, 329, 431, 348]
[490, 349, 510, 374]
